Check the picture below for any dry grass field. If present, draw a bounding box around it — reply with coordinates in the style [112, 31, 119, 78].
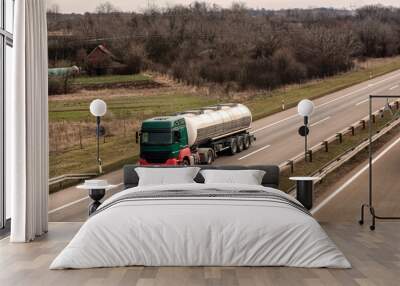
[49, 85, 221, 177]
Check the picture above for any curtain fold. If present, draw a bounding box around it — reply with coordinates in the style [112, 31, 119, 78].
[9, 0, 49, 242]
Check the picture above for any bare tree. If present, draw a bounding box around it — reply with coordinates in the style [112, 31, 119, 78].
[47, 3, 60, 14]
[95, 2, 120, 14]
[47, 3, 400, 90]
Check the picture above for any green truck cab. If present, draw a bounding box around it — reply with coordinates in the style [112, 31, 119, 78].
[137, 116, 193, 165]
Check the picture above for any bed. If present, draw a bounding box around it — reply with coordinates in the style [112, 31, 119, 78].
[50, 165, 350, 269]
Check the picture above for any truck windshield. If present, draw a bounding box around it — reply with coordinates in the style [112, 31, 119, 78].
[141, 131, 172, 145]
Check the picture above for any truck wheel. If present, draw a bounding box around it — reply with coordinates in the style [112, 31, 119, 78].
[228, 138, 237, 155]
[207, 150, 214, 164]
[243, 135, 251, 150]
[182, 158, 191, 166]
[237, 137, 244, 153]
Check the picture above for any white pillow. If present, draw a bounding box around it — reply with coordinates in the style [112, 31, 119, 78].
[200, 169, 266, 185]
[136, 167, 201, 186]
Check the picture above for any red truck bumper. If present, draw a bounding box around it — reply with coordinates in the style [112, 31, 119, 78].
[139, 147, 192, 166]
[139, 158, 180, 165]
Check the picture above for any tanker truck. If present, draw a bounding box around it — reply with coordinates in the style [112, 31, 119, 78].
[136, 103, 256, 165]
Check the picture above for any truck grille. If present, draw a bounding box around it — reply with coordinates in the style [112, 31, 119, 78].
[140, 151, 171, 164]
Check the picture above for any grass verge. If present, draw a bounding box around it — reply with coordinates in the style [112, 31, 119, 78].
[49, 91, 220, 122]
[72, 74, 151, 86]
[312, 123, 400, 203]
[50, 135, 138, 178]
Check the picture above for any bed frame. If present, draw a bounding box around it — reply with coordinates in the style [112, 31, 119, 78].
[123, 165, 280, 189]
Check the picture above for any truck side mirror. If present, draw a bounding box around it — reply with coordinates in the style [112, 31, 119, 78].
[174, 131, 181, 142]
[135, 131, 139, 144]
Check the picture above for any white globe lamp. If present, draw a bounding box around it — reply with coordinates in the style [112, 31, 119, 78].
[90, 99, 107, 117]
[297, 99, 314, 117]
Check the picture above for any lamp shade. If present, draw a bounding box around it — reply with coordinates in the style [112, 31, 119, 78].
[90, 99, 107, 117]
[297, 99, 314, 117]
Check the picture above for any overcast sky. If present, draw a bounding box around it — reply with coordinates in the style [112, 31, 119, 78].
[46, 0, 400, 14]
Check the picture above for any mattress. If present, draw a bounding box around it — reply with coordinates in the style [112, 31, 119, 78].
[50, 183, 350, 269]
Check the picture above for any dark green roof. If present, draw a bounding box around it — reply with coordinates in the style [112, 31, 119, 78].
[142, 116, 185, 129]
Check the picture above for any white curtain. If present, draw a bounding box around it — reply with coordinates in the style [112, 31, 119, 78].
[8, 0, 49, 242]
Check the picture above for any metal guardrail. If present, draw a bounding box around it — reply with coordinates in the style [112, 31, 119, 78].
[279, 102, 398, 171]
[311, 116, 400, 182]
[49, 173, 97, 187]
[281, 100, 400, 193]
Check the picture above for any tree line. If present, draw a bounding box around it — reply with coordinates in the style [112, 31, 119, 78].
[47, 2, 400, 90]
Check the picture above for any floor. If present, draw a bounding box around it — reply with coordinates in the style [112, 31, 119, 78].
[1, 221, 399, 286]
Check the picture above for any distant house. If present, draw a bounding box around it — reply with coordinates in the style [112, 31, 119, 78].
[86, 44, 127, 75]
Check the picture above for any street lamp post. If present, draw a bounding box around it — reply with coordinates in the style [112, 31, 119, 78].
[297, 99, 314, 162]
[90, 99, 107, 174]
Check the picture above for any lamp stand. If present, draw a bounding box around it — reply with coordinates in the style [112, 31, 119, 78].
[96, 116, 103, 174]
[359, 95, 400, 230]
[304, 116, 308, 162]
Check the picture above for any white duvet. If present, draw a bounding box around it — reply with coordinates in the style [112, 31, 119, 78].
[50, 183, 350, 269]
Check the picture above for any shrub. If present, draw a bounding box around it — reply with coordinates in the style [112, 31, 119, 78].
[48, 76, 71, 95]
[124, 44, 146, 74]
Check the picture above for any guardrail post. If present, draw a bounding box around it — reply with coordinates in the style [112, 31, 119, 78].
[308, 150, 313, 162]
[288, 160, 294, 174]
[396, 101, 399, 110]
[360, 120, 366, 129]
[336, 133, 343, 144]
[350, 126, 355, 136]
[323, 140, 328, 152]
[380, 109, 384, 118]
[372, 114, 376, 123]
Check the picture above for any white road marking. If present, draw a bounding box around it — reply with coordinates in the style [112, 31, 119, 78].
[311, 135, 400, 215]
[48, 183, 123, 214]
[238, 145, 271, 160]
[252, 72, 400, 134]
[310, 116, 330, 127]
[316, 85, 371, 109]
[251, 114, 298, 134]
[390, 84, 399, 90]
[355, 98, 369, 106]
[317, 72, 400, 107]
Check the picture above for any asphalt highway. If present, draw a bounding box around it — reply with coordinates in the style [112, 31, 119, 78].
[49, 69, 400, 222]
